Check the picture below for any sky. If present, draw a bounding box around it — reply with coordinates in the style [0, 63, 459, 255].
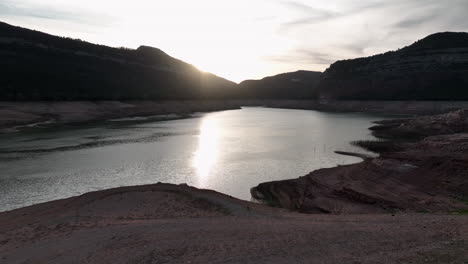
[1, 0, 468, 82]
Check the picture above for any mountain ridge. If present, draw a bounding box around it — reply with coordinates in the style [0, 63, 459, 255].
[0, 21, 236, 101]
[318, 32, 468, 100]
[238, 70, 322, 99]
[2, 21, 468, 101]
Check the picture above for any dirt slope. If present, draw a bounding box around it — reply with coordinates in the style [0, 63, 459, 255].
[0, 183, 467, 264]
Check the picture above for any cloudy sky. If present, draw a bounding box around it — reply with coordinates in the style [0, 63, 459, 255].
[1, 0, 468, 82]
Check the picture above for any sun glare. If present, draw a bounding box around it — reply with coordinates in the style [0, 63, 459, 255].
[2, 0, 317, 82]
[90, 0, 297, 82]
[192, 116, 220, 187]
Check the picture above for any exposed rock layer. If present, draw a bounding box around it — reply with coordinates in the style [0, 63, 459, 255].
[251, 109, 468, 214]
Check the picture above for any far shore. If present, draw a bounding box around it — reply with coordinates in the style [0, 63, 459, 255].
[2, 100, 468, 133]
[0, 100, 241, 132]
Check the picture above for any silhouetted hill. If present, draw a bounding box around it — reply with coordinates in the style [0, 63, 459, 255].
[318, 32, 468, 100]
[238, 71, 321, 99]
[0, 22, 236, 100]
[4, 21, 468, 102]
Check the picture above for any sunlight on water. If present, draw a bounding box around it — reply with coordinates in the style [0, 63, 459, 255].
[192, 116, 220, 187]
[0, 108, 389, 211]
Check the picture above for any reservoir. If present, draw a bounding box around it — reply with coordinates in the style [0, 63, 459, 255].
[0, 107, 388, 211]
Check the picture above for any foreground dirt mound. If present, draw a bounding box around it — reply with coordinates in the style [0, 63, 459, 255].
[1, 183, 467, 264]
[252, 110, 468, 214]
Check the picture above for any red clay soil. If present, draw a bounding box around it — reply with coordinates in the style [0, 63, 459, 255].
[0, 183, 467, 264]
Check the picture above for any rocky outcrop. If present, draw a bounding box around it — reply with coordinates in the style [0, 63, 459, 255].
[251, 109, 468, 214]
[318, 32, 468, 100]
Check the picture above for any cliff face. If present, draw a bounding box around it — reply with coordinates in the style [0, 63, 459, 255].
[318, 32, 468, 100]
[238, 71, 321, 99]
[0, 22, 236, 101]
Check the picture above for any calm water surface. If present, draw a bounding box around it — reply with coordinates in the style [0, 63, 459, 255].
[0, 107, 388, 211]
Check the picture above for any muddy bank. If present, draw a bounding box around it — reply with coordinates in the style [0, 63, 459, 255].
[3, 100, 468, 132]
[251, 109, 468, 214]
[0, 101, 241, 132]
[1, 183, 467, 264]
[237, 99, 468, 115]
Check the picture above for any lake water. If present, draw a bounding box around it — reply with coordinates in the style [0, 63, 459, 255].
[0, 107, 388, 212]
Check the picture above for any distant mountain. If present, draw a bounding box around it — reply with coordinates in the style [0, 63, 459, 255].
[238, 71, 321, 99]
[4, 21, 468, 102]
[318, 32, 468, 100]
[0, 22, 236, 100]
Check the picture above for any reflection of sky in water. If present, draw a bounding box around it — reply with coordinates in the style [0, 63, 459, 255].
[0, 108, 391, 212]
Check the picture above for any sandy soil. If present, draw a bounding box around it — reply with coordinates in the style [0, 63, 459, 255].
[0, 183, 467, 264]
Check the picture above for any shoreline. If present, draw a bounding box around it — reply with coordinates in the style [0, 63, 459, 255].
[0, 100, 242, 133]
[3, 105, 467, 214]
[1, 109, 468, 262]
[3, 100, 468, 133]
[334, 150, 374, 160]
[251, 108, 468, 214]
[237, 99, 468, 115]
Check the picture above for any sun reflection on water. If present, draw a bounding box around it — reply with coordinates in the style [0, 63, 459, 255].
[192, 117, 220, 187]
